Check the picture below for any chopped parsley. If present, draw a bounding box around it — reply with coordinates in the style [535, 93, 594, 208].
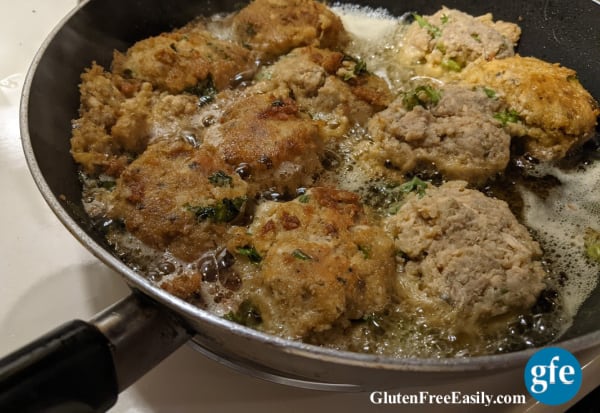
[298, 194, 311, 203]
[358, 244, 372, 259]
[494, 109, 522, 125]
[483, 87, 497, 99]
[398, 176, 428, 197]
[98, 179, 116, 191]
[236, 245, 263, 264]
[353, 59, 368, 76]
[208, 170, 233, 187]
[186, 197, 246, 223]
[184, 75, 217, 106]
[364, 177, 429, 215]
[224, 300, 262, 327]
[403, 85, 441, 110]
[470, 33, 482, 43]
[341, 56, 369, 81]
[441, 58, 463, 72]
[413, 13, 442, 38]
[255, 70, 272, 81]
[292, 249, 313, 261]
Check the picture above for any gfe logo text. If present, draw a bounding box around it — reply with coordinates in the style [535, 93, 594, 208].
[524, 347, 582, 406]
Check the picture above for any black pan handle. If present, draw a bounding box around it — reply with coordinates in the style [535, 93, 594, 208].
[0, 292, 191, 412]
[0, 320, 117, 412]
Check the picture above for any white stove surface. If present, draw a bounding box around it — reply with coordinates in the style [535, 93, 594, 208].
[1, 1, 597, 412]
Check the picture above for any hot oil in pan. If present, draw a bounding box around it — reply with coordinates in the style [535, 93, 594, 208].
[80, 4, 600, 358]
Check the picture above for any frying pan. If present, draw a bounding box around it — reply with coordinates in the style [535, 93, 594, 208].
[1, 0, 599, 411]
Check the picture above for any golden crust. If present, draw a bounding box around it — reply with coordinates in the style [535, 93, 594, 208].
[71, 63, 202, 176]
[227, 187, 395, 339]
[203, 91, 325, 195]
[463, 56, 600, 160]
[232, 0, 348, 60]
[112, 25, 255, 93]
[109, 139, 248, 262]
[257, 46, 393, 137]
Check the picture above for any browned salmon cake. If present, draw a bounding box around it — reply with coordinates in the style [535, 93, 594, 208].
[462, 56, 600, 160]
[109, 138, 249, 262]
[400, 7, 520, 79]
[257, 46, 392, 132]
[202, 90, 325, 196]
[112, 22, 255, 94]
[232, 0, 348, 61]
[71, 63, 201, 176]
[226, 187, 396, 339]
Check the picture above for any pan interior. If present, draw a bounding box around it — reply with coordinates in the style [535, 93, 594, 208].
[21, 0, 600, 374]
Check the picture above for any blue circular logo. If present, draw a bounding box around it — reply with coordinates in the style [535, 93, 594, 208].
[524, 347, 582, 405]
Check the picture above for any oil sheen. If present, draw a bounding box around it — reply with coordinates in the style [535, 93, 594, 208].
[81, 4, 599, 358]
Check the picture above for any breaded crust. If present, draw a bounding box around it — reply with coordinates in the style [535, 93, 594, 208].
[463, 56, 600, 160]
[232, 0, 348, 60]
[71, 64, 202, 176]
[400, 7, 520, 79]
[227, 187, 395, 338]
[255, 47, 392, 139]
[112, 24, 255, 94]
[109, 139, 248, 262]
[203, 91, 325, 195]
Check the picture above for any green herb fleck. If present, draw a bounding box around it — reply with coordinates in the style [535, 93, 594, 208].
[441, 58, 463, 72]
[413, 13, 442, 38]
[224, 300, 262, 327]
[494, 109, 522, 125]
[364, 178, 430, 216]
[208, 170, 233, 187]
[292, 249, 313, 261]
[483, 87, 497, 99]
[470, 33, 482, 43]
[341, 56, 369, 81]
[186, 197, 246, 223]
[435, 42, 447, 53]
[358, 244, 372, 259]
[403, 85, 441, 110]
[298, 194, 310, 203]
[99, 180, 116, 190]
[236, 245, 263, 264]
[440, 14, 449, 24]
[399, 177, 428, 197]
[353, 59, 368, 76]
[184, 75, 217, 106]
[584, 228, 600, 263]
